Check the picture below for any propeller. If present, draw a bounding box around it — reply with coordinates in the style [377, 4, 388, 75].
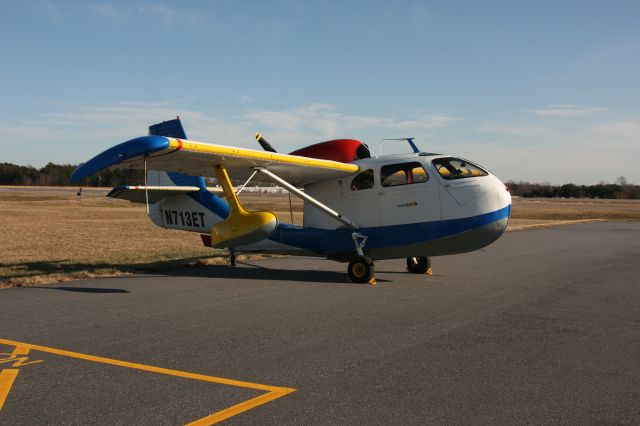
[255, 132, 277, 153]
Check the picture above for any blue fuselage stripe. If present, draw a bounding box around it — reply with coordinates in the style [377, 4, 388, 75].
[187, 190, 230, 219]
[269, 205, 511, 254]
[167, 172, 207, 189]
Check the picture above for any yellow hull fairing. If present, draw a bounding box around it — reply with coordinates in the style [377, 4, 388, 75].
[210, 164, 278, 248]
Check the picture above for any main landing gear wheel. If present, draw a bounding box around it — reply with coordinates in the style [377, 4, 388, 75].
[406, 256, 431, 274]
[348, 256, 375, 284]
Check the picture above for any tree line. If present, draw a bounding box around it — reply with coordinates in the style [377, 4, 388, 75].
[0, 162, 144, 187]
[506, 177, 640, 199]
[1, 162, 639, 199]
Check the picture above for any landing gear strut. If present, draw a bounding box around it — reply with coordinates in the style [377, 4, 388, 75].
[406, 256, 432, 274]
[348, 256, 375, 284]
[230, 248, 237, 266]
[347, 233, 376, 284]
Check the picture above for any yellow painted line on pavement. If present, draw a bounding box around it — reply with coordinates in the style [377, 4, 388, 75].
[186, 388, 295, 426]
[0, 369, 19, 411]
[0, 345, 35, 410]
[11, 345, 30, 356]
[0, 337, 295, 425]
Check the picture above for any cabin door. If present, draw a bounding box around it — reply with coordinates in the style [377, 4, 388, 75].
[377, 160, 441, 226]
[341, 168, 380, 228]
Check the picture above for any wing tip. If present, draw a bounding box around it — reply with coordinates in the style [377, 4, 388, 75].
[70, 136, 170, 183]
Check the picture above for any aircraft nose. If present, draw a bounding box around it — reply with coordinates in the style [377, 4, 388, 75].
[471, 174, 511, 233]
[468, 176, 511, 248]
[492, 176, 512, 234]
[498, 178, 512, 211]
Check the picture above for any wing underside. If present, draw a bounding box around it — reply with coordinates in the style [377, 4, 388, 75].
[107, 185, 223, 204]
[71, 136, 359, 186]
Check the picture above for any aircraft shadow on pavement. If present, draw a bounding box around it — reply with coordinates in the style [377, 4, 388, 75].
[0, 257, 210, 287]
[161, 262, 389, 284]
[29, 286, 130, 293]
[1, 258, 389, 286]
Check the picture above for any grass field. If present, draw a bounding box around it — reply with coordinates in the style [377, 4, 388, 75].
[1, 186, 639, 288]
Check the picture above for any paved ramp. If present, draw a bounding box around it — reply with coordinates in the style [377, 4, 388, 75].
[1, 222, 639, 424]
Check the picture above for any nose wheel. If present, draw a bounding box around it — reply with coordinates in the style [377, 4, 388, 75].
[406, 256, 432, 274]
[348, 256, 376, 284]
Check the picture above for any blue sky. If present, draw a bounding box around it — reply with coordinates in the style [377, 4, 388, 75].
[1, 0, 639, 184]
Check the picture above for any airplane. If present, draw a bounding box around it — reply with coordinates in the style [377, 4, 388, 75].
[70, 117, 512, 284]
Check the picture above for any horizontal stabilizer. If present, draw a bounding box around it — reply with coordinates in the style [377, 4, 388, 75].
[107, 186, 222, 204]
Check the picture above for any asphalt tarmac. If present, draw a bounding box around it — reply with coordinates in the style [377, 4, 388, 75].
[1, 222, 638, 425]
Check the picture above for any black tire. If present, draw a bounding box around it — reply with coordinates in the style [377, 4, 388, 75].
[230, 253, 236, 266]
[348, 256, 375, 283]
[406, 256, 431, 274]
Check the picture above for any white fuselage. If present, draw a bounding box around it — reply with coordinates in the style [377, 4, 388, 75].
[303, 153, 510, 230]
[148, 152, 512, 260]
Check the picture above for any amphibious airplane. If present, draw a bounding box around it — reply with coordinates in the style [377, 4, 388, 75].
[70, 118, 511, 284]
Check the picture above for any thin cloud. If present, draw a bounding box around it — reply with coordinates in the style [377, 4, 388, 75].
[31, 0, 63, 20]
[526, 104, 606, 118]
[43, 102, 235, 136]
[11, 101, 457, 158]
[82, 2, 203, 26]
[478, 122, 545, 136]
[590, 121, 640, 139]
[452, 129, 640, 185]
[86, 2, 118, 20]
[244, 103, 456, 138]
[547, 104, 576, 109]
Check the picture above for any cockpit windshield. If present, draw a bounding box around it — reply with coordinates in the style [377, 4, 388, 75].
[432, 157, 488, 180]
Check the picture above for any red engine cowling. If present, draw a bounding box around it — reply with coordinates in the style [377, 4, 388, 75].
[289, 139, 371, 163]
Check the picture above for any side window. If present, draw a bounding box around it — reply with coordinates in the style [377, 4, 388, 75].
[351, 169, 375, 191]
[380, 162, 429, 187]
[432, 157, 488, 180]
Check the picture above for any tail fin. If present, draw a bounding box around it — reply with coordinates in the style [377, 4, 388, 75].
[149, 117, 187, 139]
[147, 117, 205, 189]
[145, 117, 230, 227]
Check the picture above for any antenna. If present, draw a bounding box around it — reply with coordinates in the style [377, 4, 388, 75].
[382, 138, 420, 154]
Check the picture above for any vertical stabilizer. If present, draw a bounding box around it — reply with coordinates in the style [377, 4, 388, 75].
[145, 118, 230, 230]
[148, 117, 205, 189]
[149, 117, 187, 139]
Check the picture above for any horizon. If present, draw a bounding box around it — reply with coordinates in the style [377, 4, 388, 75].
[1, 160, 637, 187]
[1, 1, 638, 185]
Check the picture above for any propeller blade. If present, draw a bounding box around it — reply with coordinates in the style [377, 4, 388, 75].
[255, 132, 277, 153]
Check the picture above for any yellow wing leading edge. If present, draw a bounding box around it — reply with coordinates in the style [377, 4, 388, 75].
[70, 135, 360, 186]
[162, 137, 360, 186]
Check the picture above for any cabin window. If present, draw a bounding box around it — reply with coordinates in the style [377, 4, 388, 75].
[380, 162, 429, 187]
[351, 169, 375, 191]
[432, 157, 488, 180]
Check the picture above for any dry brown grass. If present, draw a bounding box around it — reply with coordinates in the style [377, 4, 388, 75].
[0, 188, 223, 288]
[507, 198, 640, 231]
[2, 186, 638, 287]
